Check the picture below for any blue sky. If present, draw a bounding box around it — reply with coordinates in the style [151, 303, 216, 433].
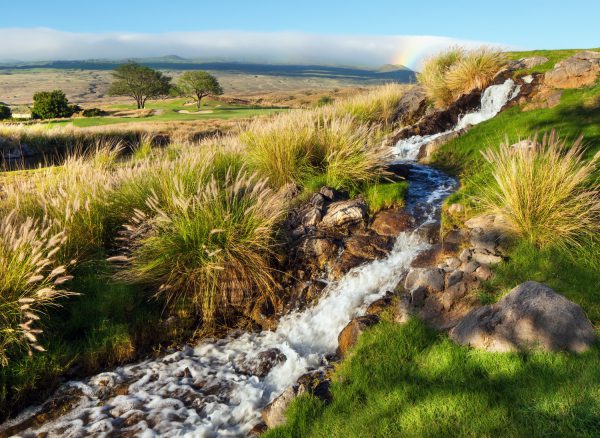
[0, 0, 598, 66]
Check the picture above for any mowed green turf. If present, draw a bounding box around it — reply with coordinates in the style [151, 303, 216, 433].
[266, 319, 600, 438]
[47, 98, 285, 128]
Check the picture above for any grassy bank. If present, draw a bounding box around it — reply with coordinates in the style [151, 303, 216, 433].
[266, 318, 600, 438]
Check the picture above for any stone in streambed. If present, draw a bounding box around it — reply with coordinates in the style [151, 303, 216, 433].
[370, 209, 414, 237]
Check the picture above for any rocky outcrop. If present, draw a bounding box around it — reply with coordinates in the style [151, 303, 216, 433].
[544, 51, 600, 89]
[450, 281, 596, 353]
[370, 209, 414, 237]
[320, 198, 367, 229]
[393, 85, 429, 126]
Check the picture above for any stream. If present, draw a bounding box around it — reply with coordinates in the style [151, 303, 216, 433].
[3, 79, 520, 438]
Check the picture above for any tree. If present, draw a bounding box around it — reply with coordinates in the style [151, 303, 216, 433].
[0, 104, 11, 120]
[177, 71, 223, 109]
[108, 62, 172, 109]
[31, 90, 75, 119]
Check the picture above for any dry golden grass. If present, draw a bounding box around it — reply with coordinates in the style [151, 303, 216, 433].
[478, 131, 600, 250]
[419, 46, 506, 108]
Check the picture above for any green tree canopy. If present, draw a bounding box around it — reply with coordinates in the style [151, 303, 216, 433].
[108, 62, 172, 109]
[31, 90, 75, 120]
[177, 71, 223, 109]
[0, 104, 11, 120]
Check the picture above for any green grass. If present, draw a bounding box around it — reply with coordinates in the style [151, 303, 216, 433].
[363, 181, 408, 213]
[267, 318, 600, 438]
[45, 98, 285, 128]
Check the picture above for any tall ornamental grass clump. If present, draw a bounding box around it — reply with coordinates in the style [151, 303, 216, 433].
[116, 168, 286, 323]
[478, 132, 600, 250]
[0, 142, 121, 260]
[331, 83, 408, 126]
[419, 46, 506, 108]
[242, 111, 389, 191]
[0, 212, 75, 366]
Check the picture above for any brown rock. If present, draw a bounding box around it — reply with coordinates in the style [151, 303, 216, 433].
[544, 52, 600, 89]
[450, 281, 596, 353]
[442, 282, 467, 310]
[337, 314, 380, 357]
[366, 292, 395, 316]
[370, 209, 414, 237]
[474, 265, 493, 281]
[330, 251, 367, 280]
[262, 385, 304, 428]
[344, 232, 392, 260]
[320, 199, 367, 229]
[508, 56, 549, 70]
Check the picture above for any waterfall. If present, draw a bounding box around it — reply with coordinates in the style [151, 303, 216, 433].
[393, 79, 520, 160]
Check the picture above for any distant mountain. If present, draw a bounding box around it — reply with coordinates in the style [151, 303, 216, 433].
[0, 58, 416, 83]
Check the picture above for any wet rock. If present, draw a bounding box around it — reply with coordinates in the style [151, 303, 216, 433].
[234, 348, 287, 377]
[451, 281, 596, 353]
[344, 232, 392, 260]
[411, 244, 443, 268]
[261, 385, 303, 428]
[330, 251, 367, 280]
[474, 265, 493, 281]
[545, 51, 600, 89]
[247, 421, 268, 437]
[370, 209, 414, 237]
[383, 163, 411, 180]
[366, 292, 395, 316]
[296, 370, 331, 402]
[415, 221, 439, 244]
[337, 314, 380, 357]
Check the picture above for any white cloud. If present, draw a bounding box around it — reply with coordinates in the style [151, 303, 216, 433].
[0, 28, 505, 69]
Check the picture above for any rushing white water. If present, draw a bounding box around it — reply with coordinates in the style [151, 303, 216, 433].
[393, 79, 521, 160]
[5, 80, 519, 438]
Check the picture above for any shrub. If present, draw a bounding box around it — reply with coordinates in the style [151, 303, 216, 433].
[0, 104, 11, 120]
[0, 212, 75, 365]
[117, 169, 285, 323]
[82, 108, 104, 117]
[477, 131, 600, 250]
[419, 47, 506, 108]
[31, 90, 76, 120]
[317, 96, 334, 107]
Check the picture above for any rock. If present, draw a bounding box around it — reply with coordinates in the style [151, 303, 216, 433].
[298, 237, 339, 269]
[330, 252, 367, 280]
[415, 221, 439, 244]
[344, 232, 392, 260]
[302, 208, 322, 227]
[393, 294, 412, 323]
[450, 281, 596, 353]
[418, 130, 464, 163]
[522, 86, 563, 111]
[247, 421, 268, 437]
[470, 229, 498, 253]
[545, 51, 600, 89]
[233, 348, 287, 377]
[337, 314, 380, 357]
[471, 249, 502, 265]
[405, 268, 445, 293]
[446, 269, 463, 288]
[370, 209, 414, 237]
[461, 260, 480, 274]
[262, 385, 303, 428]
[474, 265, 493, 281]
[320, 199, 367, 229]
[442, 282, 467, 310]
[508, 56, 549, 70]
[410, 285, 427, 307]
[383, 163, 410, 180]
[395, 85, 428, 125]
[319, 186, 338, 201]
[445, 257, 461, 270]
[296, 370, 331, 402]
[464, 214, 509, 232]
[458, 248, 472, 263]
[366, 292, 395, 316]
[310, 192, 327, 210]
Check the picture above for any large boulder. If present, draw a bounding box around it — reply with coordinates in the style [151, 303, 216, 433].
[320, 199, 367, 229]
[394, 85, 428, 125]
[451, 281, 596, 353]
[545, 51, 600, 89]
[508, 56, 549, 70]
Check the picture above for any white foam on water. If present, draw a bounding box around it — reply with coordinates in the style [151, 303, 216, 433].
[393, 79, 520, 160]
